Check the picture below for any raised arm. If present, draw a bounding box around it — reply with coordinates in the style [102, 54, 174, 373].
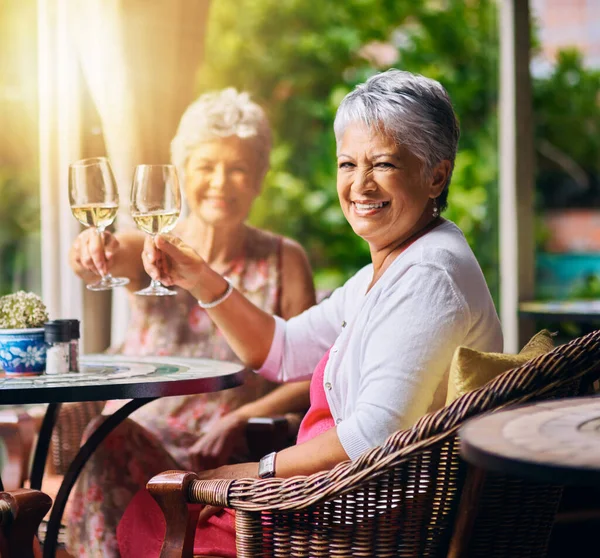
[144, 233, 354, 373]
[145, 234, 279, 369]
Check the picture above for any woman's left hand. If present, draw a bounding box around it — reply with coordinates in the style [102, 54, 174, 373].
[189, 413, 248, 471]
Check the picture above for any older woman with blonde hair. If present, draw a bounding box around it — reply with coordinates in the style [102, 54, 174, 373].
[67, 89, 315, 557]
[117, 69, 503, 557]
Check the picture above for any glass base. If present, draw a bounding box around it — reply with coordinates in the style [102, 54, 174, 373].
[87, 276, 130, 291]
[135, 284, 176, 296]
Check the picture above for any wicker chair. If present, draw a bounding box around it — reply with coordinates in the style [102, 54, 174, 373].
[49, 401, 106, 474]
[147, 329, 600, 558]
[0, 488, 52, 558]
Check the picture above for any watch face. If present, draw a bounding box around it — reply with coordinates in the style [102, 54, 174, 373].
[259, 452, 276, 478]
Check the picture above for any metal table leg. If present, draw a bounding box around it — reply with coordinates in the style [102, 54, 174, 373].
[43, 398, 156, 558]
[30, 403, 62, 490]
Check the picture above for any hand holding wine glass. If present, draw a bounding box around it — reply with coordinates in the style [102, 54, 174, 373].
[142, 233, 207, 293]
[69, 157, 130, 291]
[131, 164, 182, 296]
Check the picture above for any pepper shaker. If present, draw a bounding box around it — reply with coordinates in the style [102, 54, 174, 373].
[66, 319, 80, 372]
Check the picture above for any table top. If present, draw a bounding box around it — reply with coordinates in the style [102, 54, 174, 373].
[519, 300, 600, 321]
[0, 354, 245, 405]
[460, 396, 600, 486]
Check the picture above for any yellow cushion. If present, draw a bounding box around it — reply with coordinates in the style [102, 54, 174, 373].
[445, 329, 555, 405]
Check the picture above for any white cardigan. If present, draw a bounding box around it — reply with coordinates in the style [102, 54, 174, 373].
[258, 220, 503, 460]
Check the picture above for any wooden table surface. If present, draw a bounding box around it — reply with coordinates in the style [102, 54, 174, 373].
[460, 396, 600, 485]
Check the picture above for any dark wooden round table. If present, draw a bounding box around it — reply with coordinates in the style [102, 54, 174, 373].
[460, 396, 600, 486]
[0, 354, 244, 558]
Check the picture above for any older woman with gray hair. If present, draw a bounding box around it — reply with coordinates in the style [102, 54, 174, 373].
[117, 69, 503, 557]
[67, 89, 315, 557]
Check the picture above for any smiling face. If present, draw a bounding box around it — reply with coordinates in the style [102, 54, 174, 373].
[183, 136, 264, 227]
[337, 122, 448, 251]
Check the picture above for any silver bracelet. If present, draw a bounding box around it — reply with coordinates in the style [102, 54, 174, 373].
[197, 277, 234, 309]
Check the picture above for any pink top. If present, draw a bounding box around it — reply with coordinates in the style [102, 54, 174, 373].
[296, 349, 335, 444]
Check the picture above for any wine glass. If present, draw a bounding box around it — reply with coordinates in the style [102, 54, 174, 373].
[69, 157, 130, 290]
[130, 164, 182, 296]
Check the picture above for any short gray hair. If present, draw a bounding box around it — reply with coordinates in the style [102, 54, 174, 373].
[334, 69, 460, 210]
[171, 88, 272, 176]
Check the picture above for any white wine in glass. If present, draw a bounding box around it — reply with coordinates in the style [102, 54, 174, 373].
[69, 157, 130, 291]
[130, 164, 182, 296]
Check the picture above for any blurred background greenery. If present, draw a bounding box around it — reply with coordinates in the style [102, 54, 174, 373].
[1, 0, 599, 309]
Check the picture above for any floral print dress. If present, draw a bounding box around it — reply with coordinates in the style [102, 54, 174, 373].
[66, 226, 283, 558]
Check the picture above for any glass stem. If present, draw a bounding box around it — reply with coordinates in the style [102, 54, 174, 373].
[95, 227, 111, 279]
[148, 234, 161, 288]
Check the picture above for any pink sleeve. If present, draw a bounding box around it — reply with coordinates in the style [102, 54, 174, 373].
[255, 315, 286, 382]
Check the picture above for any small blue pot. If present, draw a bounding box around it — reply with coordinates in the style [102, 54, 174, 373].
[0, 328, 46, 376]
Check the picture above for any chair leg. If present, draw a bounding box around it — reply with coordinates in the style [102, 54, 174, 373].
[447, 465, 486, 558]
[147, 471, 201, 558]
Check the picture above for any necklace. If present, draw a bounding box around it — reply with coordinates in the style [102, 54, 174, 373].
[369, 217, 443, 290]
[394, 216, 443, 254]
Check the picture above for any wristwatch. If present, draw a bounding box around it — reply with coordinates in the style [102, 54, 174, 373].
[258, 451, 277, 479]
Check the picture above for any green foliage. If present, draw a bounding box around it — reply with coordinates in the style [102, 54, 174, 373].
[569, 274, 600, 300]
[0, 170, 40, 296]
[533, 50, 600, 209]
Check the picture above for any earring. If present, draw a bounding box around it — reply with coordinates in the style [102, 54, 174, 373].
[432, 198, 439, 218]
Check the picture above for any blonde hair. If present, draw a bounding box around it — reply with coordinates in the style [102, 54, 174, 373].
[171, 88, 272, 176]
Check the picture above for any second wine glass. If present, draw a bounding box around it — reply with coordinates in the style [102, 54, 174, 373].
[130, 164, 182, 296]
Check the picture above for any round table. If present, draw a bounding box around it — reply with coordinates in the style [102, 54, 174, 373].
[0, 354, 243, 404]
[0, 354, 244, 558]
[460, 396, 600, 486]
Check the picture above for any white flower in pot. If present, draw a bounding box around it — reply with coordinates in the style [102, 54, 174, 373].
[0, 291, 49, 375]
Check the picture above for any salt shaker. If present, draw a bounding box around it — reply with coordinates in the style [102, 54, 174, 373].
[44, 321, 71, 375]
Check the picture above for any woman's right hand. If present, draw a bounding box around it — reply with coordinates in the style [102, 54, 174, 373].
[70, 228, 120, 279]
[142, 234, 206, 292]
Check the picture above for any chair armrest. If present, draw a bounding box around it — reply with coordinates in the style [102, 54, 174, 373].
[146, 471, 212, 558]
[0, 488, 52, 558]
[187, 426, 454, 513]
